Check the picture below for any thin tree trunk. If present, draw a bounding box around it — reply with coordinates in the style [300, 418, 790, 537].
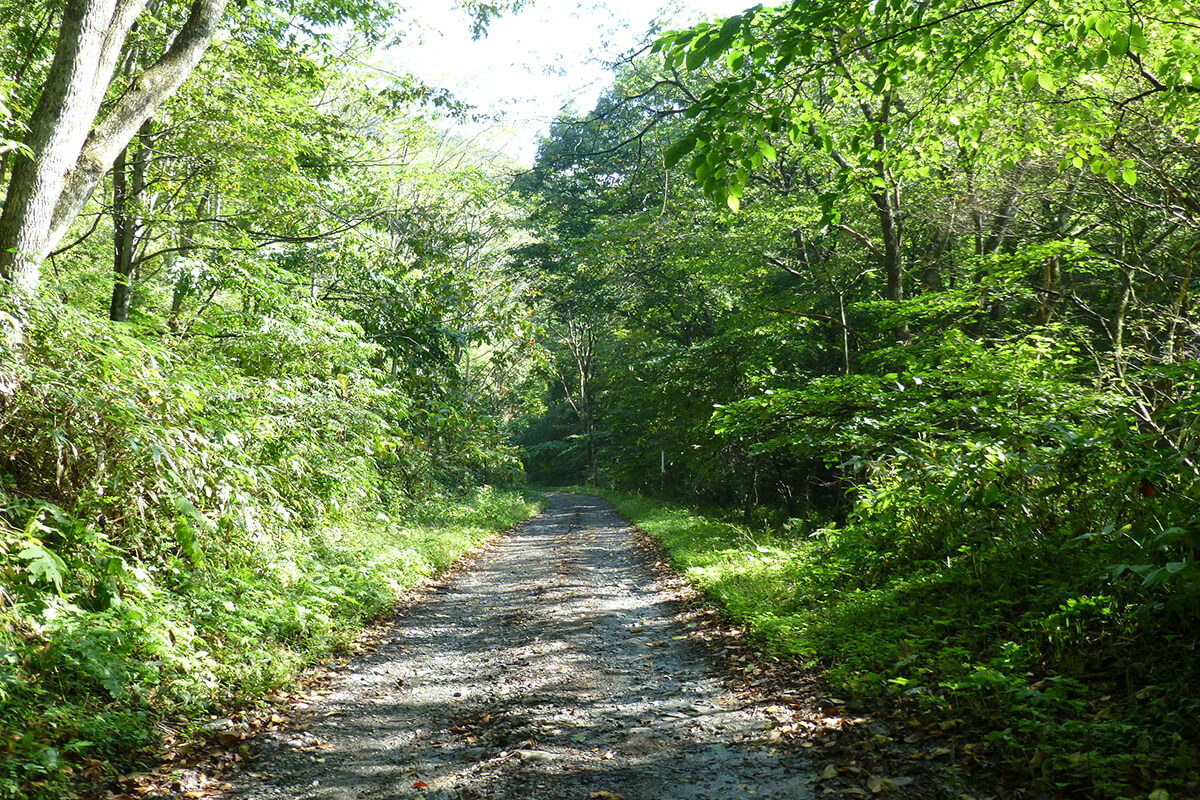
[969, 163, 1028, 335]
[1163, 238, 1199, 364]
[921, 215, 952, 292]
[169, 191, 207, 329]
[1033, 177, 1077, 327]
[838, 290, 850, 375]
[1112, 262, 1133, 378]
[872, 183, 908, 342]
[109, 143, 133, 320]
[109, 117, 150, 322]
[1032, 256, 1061, 327]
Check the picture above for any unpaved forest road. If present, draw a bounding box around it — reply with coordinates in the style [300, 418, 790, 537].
[224, 493, 814, 800]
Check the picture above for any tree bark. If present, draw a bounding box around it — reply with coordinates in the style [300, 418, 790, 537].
[0, 0, 128, 293]
[0, 0, 228, 295]
[109, 143, 133, 320]
[921, 219, 951, 292]
[969, 162, 1028, 336]
[1163, 237, 1199, 364]
[108, 118, 150, 321]
[1033, 176, 1077, 327]
[872, 181, 908, 342]
[867, 92, 907, 343]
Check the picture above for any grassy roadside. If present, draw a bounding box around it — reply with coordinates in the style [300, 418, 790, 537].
[569, 487, 1198, 800]
[0, 487, 544, 800]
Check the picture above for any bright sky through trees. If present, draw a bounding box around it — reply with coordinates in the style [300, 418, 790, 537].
[389, 1, 753, 162]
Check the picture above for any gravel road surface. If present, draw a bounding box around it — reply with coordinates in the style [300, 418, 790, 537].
[223, 492, 814, 800]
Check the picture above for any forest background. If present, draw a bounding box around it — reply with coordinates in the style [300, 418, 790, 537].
[1, 0, 1199, 798]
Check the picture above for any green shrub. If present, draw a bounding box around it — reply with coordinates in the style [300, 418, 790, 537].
[0, 298, 543, 799]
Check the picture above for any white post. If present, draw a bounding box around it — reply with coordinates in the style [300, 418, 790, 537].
[660, 450, 665, 499]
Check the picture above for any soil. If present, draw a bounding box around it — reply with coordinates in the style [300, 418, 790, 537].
[219, 492, 819, 800]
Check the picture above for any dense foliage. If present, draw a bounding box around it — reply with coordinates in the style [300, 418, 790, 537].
[513, 1, 1200, 796]
[6, 0, 1200, 796]
[0, 4, 538, 798]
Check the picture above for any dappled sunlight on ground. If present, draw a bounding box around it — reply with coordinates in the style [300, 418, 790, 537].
[221, 493, 815, 799]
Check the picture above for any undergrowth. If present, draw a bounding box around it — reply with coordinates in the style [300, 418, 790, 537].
[0, 298, 542, 799]
[586, 488, 1200, 800]
[0, 487, 542, 799]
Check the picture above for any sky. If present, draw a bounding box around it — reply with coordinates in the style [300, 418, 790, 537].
[385, 1, 755, 164]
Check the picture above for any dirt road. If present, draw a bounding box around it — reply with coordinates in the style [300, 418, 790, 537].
[223, 492, 814, 799]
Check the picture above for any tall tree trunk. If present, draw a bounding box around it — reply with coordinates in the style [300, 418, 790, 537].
[562, 320, 597, 484]
[868, 92, 907, 343]
[1032, 256, 1061, 327]
[1112, 262, 1133, 378]
[969, 163, 1028, 336]
[0, 0, 132, 294]
[109, 143, 134, 320]
[169, 191, 207, 330]
[838, 290, 850, 375]
[1033, 177, 1078, 327]
[921, 214, 952, 292]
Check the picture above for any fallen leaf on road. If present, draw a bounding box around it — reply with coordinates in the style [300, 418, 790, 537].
[867, 775, 898, 793]
[588, 792, 627, 800]
[817, 763, 839, 780]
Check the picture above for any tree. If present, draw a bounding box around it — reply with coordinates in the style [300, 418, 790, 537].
[0, 0, 231, 295]
[0, 0, 527, 298]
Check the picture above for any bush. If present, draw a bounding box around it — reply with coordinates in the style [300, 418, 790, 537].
[0, 298, 543, 799]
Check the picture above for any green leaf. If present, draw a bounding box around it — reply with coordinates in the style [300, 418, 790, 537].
[1122, 168, 1137, 186]
[1020, 70, 1038, 91]
[726, 193, 741, 212]
[1036, 72, 1056, 91]
[1108, 32, 1129, 56]
[664, 135, 698, 169]
[18, 542, 68, 593]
